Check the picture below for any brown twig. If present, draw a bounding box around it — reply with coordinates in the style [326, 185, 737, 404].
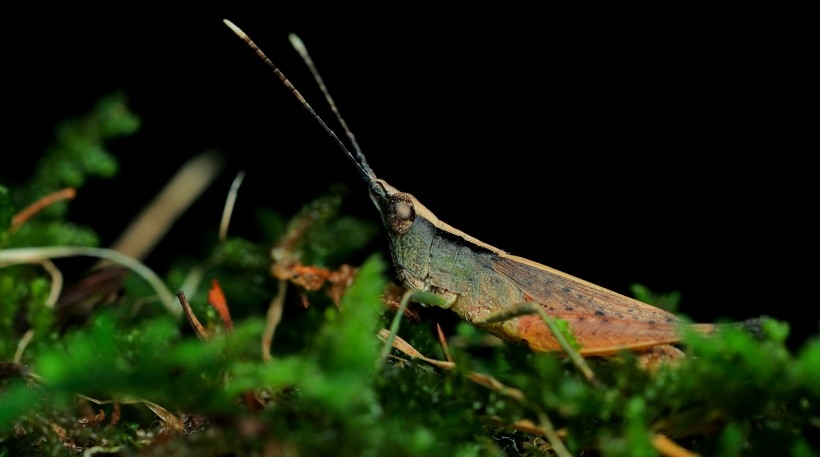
[261, 279, 288, 362]
[177, 291, 209, 341]
[10, 187, 76, 231]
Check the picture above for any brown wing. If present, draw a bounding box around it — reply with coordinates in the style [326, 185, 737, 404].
[492, 253, 680, 324]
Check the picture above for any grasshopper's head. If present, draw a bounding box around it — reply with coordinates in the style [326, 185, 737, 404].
[342, 143, 437, 239]
[367, 178, 439, 292]
[368, 178, 440, 237]
[369, 179, 417, 237]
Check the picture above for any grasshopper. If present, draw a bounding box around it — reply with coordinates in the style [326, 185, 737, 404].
[225, 20, 722, 358]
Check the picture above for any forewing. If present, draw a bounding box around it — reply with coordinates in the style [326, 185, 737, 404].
[492, 254, 679, 324]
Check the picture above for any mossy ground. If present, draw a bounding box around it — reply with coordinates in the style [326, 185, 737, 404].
[1, 96, 818, 456]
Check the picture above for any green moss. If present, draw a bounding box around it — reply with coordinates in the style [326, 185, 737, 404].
[630, 283, 681, 313]
[24, 93, 139, 199]
[0, 186, 11, 232]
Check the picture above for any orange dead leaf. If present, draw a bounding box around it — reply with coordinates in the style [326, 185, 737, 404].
[272, 260, 359, 308]
[78, 409, 106, 428]
[110, 402, 121, 426]
[382, 282, 422, 323]
[285, 264, 332, 291]
[208, 279, 233, 330]
[325, 264, 358, 306]
[49, 421, 82, 452]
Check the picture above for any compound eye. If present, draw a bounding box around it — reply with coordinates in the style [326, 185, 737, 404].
[387, 194, 415, 235]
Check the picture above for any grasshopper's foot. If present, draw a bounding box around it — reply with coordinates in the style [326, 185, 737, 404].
[474, 302, 542, 325]
[409, 289, 457, 309]
[635, 344, 685, 372]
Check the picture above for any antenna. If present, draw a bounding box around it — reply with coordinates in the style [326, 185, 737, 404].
[287, 33, 373, 179]
[223, 20, 378, 186]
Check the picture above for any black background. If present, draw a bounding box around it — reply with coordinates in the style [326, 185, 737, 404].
[3, 7, 815, 347]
